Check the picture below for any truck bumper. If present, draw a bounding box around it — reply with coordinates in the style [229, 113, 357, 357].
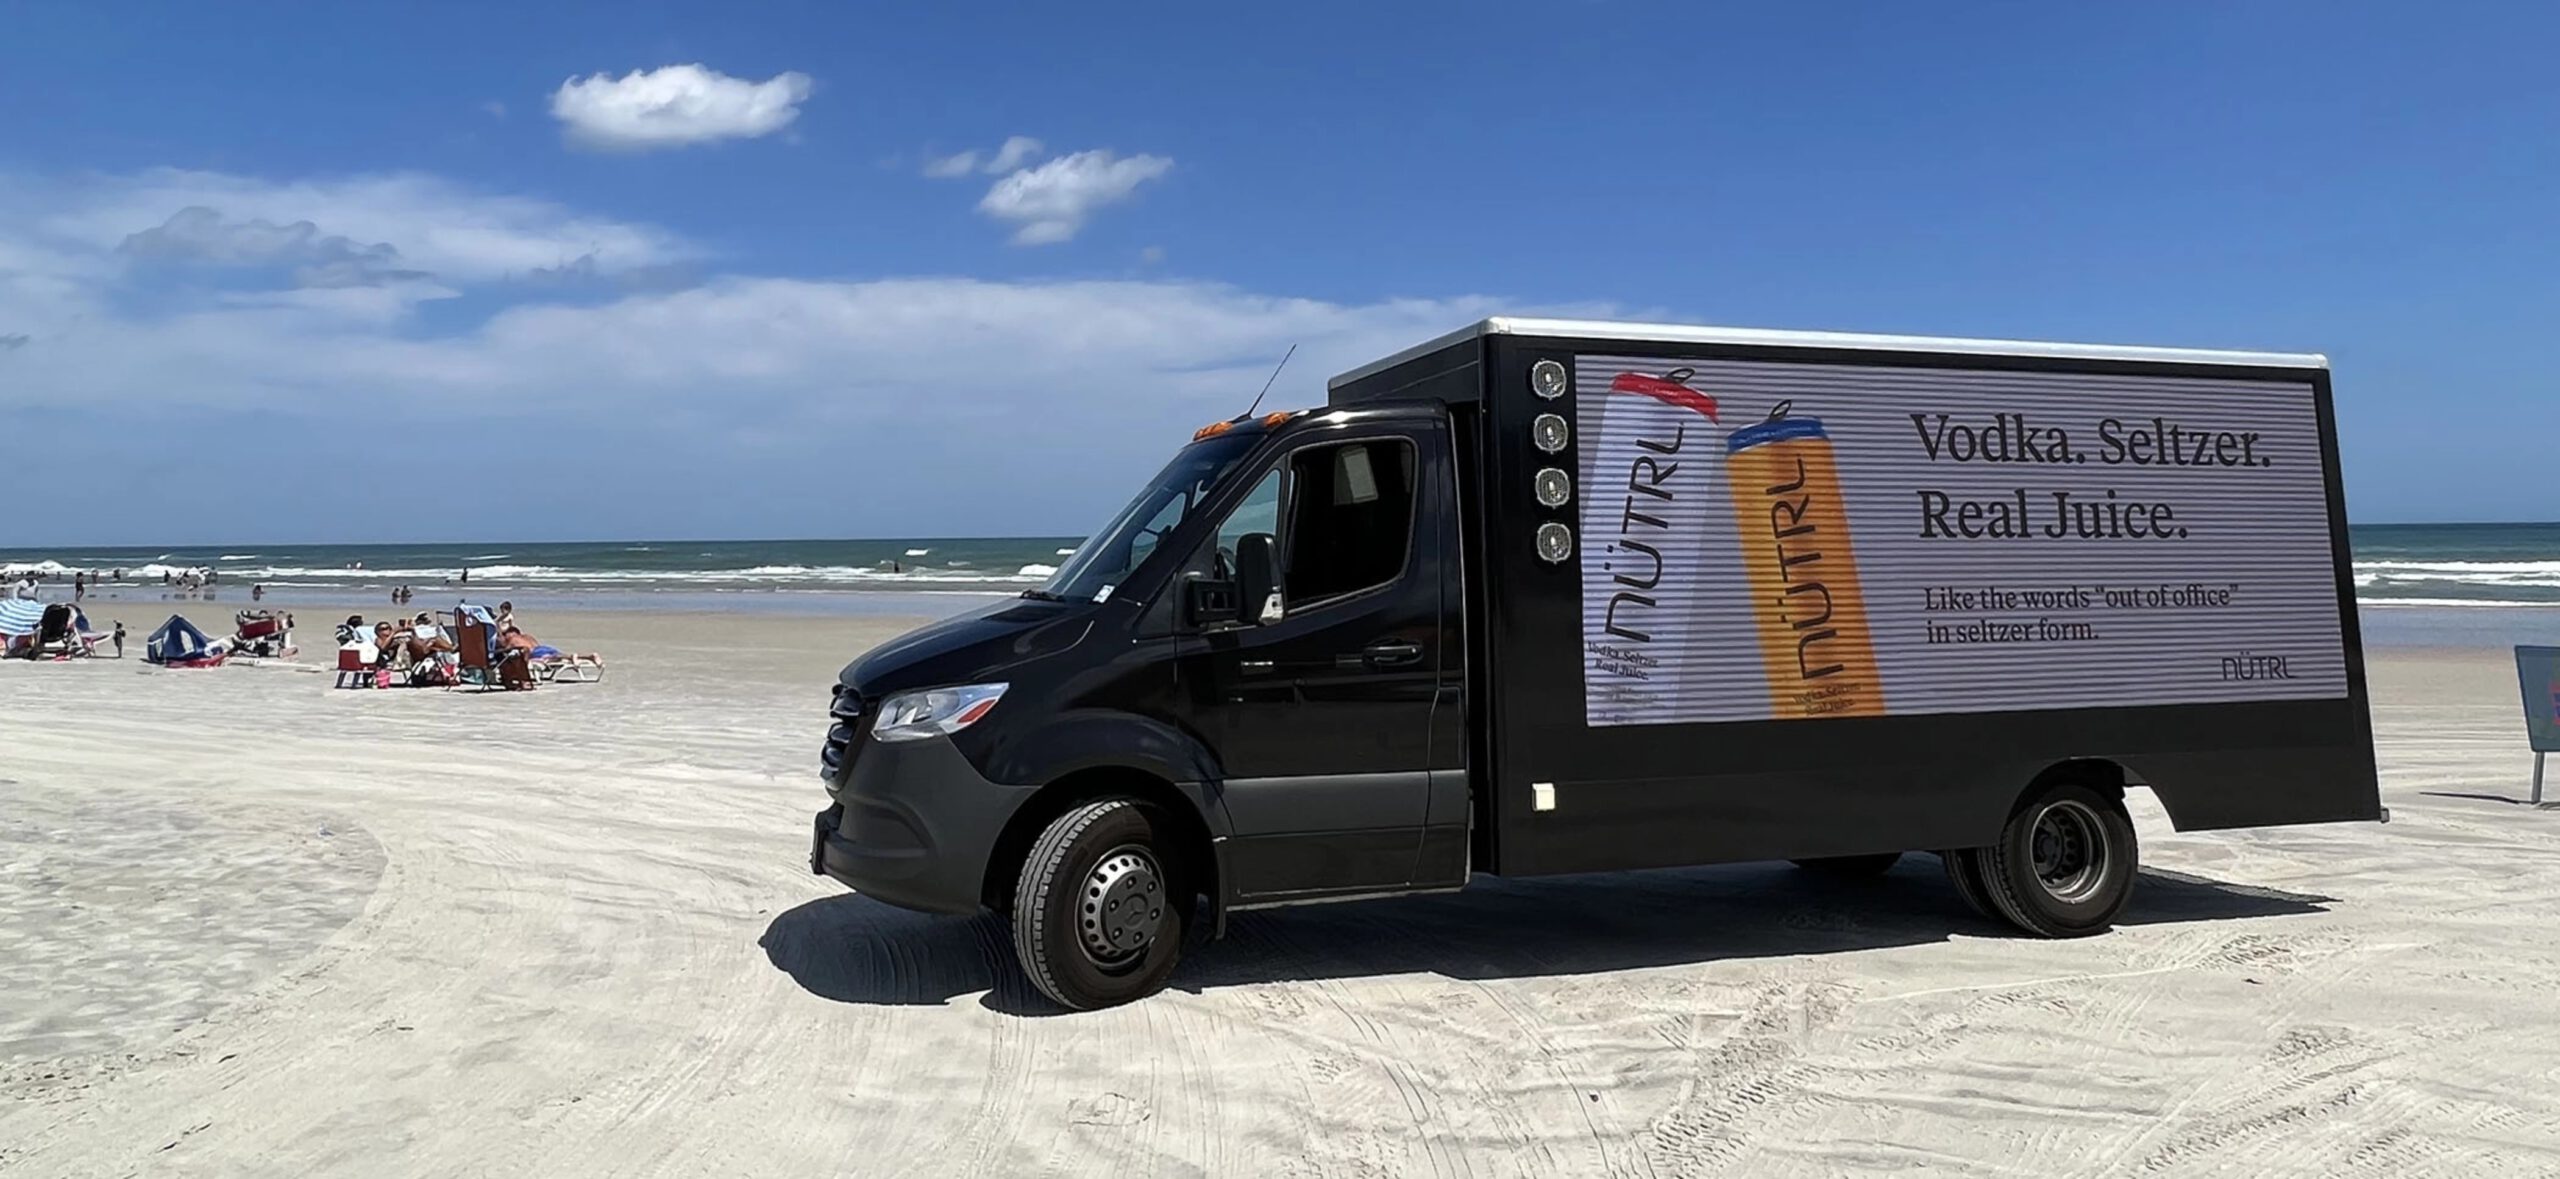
[810, 735, 1035, 917]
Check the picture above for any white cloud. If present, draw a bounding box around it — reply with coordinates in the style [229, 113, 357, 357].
[978, 150, 1172, 245]
[549, 64, 813, 151]
[922, 150, 980, 179]
[120, 206, 436, 289]
[923, 135, 1047, 178]
[37, 168, 689, 284]
[0, 162, 1618, 540]
[1, 174, 1561, 421]
[985, 135, 1045, 173]
[3, 272, 1536, 419]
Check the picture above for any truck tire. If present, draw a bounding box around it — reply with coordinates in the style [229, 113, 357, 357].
[1975, 784, 2138, 938]
[1939, 848, 1998, 920]
[1789, 852, 1901, 877]
[1010, 799, 1187, 1011]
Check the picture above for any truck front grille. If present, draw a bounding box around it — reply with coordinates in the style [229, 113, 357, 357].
[820, 685, 867, 783]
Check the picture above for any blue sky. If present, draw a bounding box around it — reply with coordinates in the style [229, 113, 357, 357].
[2, 1, 2553, 543]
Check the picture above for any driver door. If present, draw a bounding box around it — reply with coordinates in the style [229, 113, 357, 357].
[1178, 417, 1457, 902]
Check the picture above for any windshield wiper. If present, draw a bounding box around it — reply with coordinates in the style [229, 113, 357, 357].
[1019, 588, 1073, 602]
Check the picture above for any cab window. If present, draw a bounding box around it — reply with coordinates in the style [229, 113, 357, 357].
[1281, 439, 1415, 604]
[1210, 471, 1282, 577]
[1127, 493, 1189, 570]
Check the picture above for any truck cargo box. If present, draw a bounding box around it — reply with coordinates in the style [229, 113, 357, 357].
[1330, 319, 2377, 879]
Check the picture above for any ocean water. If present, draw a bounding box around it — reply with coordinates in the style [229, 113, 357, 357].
[10, 525, 2560, 600]
[9, 526, 2560, 632]
[0, 537, 1081, 596]
[2350, 522, 2560, 606]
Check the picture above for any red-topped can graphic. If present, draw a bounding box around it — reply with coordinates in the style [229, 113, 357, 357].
[1581, 366, 1727, 724]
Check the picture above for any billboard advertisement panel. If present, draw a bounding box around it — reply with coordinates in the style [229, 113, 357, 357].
[1574, 355, 2347, 726]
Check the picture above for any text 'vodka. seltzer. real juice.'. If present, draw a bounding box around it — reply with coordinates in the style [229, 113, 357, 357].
[1724, 399, 1883, 718]
[1579, 365, 1726, 724]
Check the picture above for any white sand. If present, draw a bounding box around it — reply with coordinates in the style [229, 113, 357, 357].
[5, 610, 2560, 1176]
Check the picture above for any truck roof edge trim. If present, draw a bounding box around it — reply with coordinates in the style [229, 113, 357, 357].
[1325, 317, 2330, 390]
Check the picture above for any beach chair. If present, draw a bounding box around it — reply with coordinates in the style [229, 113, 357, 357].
[531, 650, 604, 684]
[35, 605, 89, 658]
[335, 646, 375, 688]
[452, 610, 530, 691]
[233, 612, 295, 659]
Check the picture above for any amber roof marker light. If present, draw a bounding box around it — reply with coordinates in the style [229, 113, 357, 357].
[1192, 344, 1300, 442]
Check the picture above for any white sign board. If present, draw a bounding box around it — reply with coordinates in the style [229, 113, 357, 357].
[1574, 355, 2348, 726]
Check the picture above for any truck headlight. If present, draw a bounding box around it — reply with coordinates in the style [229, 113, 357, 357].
[872, 683, 1009, 742]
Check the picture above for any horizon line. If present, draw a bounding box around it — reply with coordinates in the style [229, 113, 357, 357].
[1, 519, 2554, 553]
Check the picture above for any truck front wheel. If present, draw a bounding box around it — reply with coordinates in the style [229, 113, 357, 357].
[1975, 784, 2138, 937]
[1010, 799, 1188, 1010]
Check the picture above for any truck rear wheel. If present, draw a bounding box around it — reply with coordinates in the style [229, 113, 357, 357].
[1939, 848, 1998, 920]
[1790, 852, 1902, 877]
[1975, 784, 2138, 937]
[1010, 799, 1187, 1011]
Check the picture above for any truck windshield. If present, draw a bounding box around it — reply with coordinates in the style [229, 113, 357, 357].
[1040, 431, 1264, 602]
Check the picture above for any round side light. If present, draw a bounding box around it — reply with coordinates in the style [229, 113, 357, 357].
[1534, 467, 1572, 508]
[1529, 359, 1569, 400]
[1534, 522, 1574, 564]
[1531, 413, 1570, 454]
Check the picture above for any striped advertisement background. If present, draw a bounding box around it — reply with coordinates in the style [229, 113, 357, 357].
[1573, 354, 2347, 727]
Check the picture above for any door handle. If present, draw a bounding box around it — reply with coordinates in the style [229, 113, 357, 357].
[1239, 659, 1276, 676]
[1360, 640, 1423, 669]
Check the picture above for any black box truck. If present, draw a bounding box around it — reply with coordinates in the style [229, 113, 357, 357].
[812, 318, 2379, 1009]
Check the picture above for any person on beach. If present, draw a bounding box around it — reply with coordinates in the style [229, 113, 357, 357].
[498, 623, 603, 672]
[375, 621, 446, 670]
[110, 622, 125, 658]
[496, 600, 517, 631]
[409, 612, 454, 652]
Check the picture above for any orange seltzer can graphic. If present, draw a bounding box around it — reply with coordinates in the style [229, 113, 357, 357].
[1724, 401, 1883, 718]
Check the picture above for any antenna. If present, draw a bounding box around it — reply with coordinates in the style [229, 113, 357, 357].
[1241, 344, 1296, 420]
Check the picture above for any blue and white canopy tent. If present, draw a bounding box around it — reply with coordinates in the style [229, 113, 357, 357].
[145, 614, 224, 666]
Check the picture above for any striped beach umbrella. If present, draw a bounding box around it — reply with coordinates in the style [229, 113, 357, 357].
[0, 598, 45, 637]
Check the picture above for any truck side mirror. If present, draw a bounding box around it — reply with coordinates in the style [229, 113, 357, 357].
[1183, 575, 1237, 629]
[1235, 533, 1280, 624]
